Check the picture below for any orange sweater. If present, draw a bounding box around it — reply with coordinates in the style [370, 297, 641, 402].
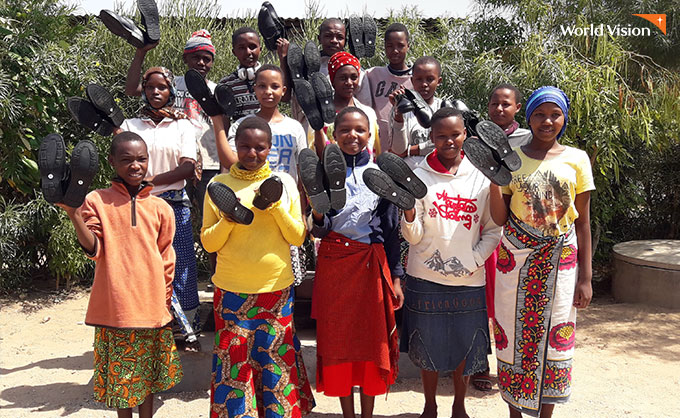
[80, 180, 176, 329]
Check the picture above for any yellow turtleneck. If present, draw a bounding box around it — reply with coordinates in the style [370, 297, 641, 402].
[200, 162, 306, 294]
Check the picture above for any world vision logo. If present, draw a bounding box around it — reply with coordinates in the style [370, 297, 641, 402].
[560, 14, 667, 37]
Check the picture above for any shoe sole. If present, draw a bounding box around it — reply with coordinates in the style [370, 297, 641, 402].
[298, 149, 331, 214]
[462, 138, 512, 186]
[376, 152, 428, 199]
[38, 134, 67, 204]
[362, 15, 377, 57]
[214, 84, 237, 117]
[62, 140, 99, 208]
[185, 70, 222, 116]
[348, 15, 365, 58]
[253, 176, 283, 210]
[287, 42, 306, 80]
[363, 168, 415, 211]
[322, 143, 347, 211]
[85, 84, 124, 127]
[207, 182, 254, 225]
[293, 79, 324, 131]
[137, 0, 160, 43]
[310, 72, 335, 124]
[67, 97, 114, 136]
[475, 120, 521, 171]
[303, 40, 321, 75]
[98, 10, 145, 48]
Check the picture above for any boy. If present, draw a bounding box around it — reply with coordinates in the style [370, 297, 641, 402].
[58, 132, 182, 417]
[389, 56, 442, 168]
[401, 107, 501, 418]
[365, 22, 413, 151]
[218, 27, 262, 123]
[488, 83, 532, 147]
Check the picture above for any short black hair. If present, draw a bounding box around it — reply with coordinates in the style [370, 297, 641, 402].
[110, 131, 146, 156]
[413, 56, 441, 76]
[254, 64, 283, 82]
[334, 106, 369, 130]
[319, 18, 345, 35]
[232, 26, 260, 46]
[430, 107, 463, 130]
[489, 83, 522, 103]
[235, 116, 272, 144]
[384, 22, 409, 43]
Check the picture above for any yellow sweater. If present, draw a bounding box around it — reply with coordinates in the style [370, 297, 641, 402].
[200, 162, 306, 294]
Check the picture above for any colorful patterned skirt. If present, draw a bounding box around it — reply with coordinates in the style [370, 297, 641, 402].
[494, 214, 578, 416]
[211, 286, 314, 418]
[93, 326, 183, 409]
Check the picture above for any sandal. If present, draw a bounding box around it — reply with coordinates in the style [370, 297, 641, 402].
[185, 69, 222, 116]
[207, 182, 254, 225]
[257, 1, 286, 52]
[137, 0, 160, 44]
[62, 140, 99, 208]
[85, 84, 124, 127]
[462, 137, 512, 186]
[253, 176, 283, 210]
[471, 372, 493, 392]
[323, 143, 347, 211]
[376, 152, 428, 199]
[67, 97, 115, 136]
[363, 168, 415, 210]
[309, 72, 335, 124]
[475, 120, 521, 171]
[38, 133, 68, 204]
[98, 10, 145, 48]
[298, 148, 330, 214]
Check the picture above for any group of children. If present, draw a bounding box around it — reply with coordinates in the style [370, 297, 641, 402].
[50, 12, 594, 418]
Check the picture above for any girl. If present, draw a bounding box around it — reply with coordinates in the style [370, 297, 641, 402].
[201, 117, 314, 417]
[115, 67, 201, 351]
[310, 107, 404, 418]
[489, 86, 595, 418]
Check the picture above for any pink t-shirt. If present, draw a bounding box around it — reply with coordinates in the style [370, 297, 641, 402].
[365, 66, 413, 153]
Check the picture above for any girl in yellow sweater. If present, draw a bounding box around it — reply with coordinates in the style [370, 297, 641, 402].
[200, 116, 314, 417]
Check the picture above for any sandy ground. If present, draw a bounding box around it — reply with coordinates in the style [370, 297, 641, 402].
[1, 290, 679, 418]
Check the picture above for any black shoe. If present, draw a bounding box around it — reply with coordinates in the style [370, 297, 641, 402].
[309, 72, 335, 125]
[185, 69, 222, 116]
[137, 0, 160, 43]
[214, 84, 237, 117]
[363, 168, 415, 210]
[443, 99, 480, 137]
[207, 182, 254, 225]
[62, 140, 99, 208]
[85, 84, 124, 127]
[67, 97, 115, 136]
[98, 10, 145, 48]
[287, 42, 306, 80]
[347, 15, 365, 58]
[376, 152, 427, 199]
[462, 138, 512, 186]
[404, 89, 433, 128]
[253, 176, 283, 210]
[303, 41, 321, 75]
[395, 93, 415, 114]
[323, 143, 347, 211]
[475, 121, 521, 171]
[298, 148, 330, 214]
[39, 134, 67, 204]
[293, 79, 324, 131]
[362, 15, 377, 57]
[258, 1, 286, 52]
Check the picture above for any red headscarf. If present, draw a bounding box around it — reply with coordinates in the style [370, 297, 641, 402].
[328, 51, 361, 83]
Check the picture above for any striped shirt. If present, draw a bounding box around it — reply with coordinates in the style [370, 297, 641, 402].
[218, 71, 260, 121]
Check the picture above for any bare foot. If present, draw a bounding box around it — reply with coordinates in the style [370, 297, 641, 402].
[451, 404, 469, 418]
[419, 403, 437, 418]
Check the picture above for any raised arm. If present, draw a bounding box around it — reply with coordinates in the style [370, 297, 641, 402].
[124, 43, 158, 97]
[213, 115, 238, 168]
[57, 203, 97, 256]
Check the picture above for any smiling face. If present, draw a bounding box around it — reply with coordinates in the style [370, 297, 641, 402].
[232, 32, 261, 68]
[488, 87, 521, 130]
[254, 69, 285, 109]
[332, 65, 359, 100]
[430, 115, 466, 163]
[528, 102, 565, 144]
[143, 73, 172, 109]
[411, 62, 441, 103]
[318, 22, 346, 56]
[333, 111, 370, 155]
[183, 50, 214, 76]
[384, 31, 409, 68]
[236, 128, 271, 171]
[109, 140, 148, 186]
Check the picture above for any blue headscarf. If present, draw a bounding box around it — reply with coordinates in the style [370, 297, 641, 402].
[525, 86, 570, 140]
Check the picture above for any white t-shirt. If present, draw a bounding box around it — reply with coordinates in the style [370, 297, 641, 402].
[228, 114, 307, 183]
[120, 117, 198, 195]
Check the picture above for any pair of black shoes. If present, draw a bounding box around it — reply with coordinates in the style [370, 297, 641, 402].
[347, 14, 377, 58]
[39, 134, 99, 208]
[288, 41, 334, 131]
[395, 89, 434, 128]
[68, 84, 124, 136]
[462, 121, 521, 186]
[207, 176, 283, 225]
[184, 69, 237, 117]
[298, 144, 347, 214]
[441, 99, 481, 137]
[363, 153, 427, 211]
[257, 1, 286, 52]
[99, 0, 160, 48]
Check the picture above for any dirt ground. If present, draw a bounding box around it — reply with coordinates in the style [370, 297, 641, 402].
[1, 290, 679, 418]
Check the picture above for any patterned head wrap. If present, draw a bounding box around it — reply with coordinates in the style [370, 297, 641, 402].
[184, 29, 216, 57]
[140, 67, 186, 120]
[328, 51, 361, 83]
[525, 86, 570, 140]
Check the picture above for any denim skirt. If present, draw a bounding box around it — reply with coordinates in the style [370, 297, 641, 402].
[399, 275, 490, 375]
